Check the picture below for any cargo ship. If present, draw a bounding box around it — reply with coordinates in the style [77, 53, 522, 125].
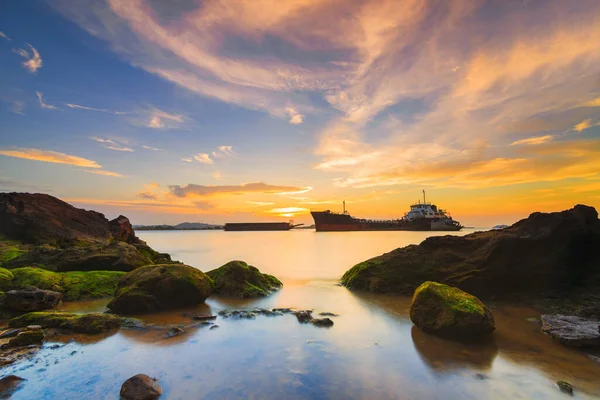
[224, 221, 303, 231]
[310, 191, 462, 232]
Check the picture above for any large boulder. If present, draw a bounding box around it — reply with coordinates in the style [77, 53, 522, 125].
[409, 281, 495, 339]
[0, 193, 170, 272]
[9, 312, 126, 333]
[342, 205, 600, 298]
[540, 314, 600, 347]
[206, 260, 282, 298]
[3, 286, 63, 312]
[120, 374, 162, 400]
[107, 264, 213, 314]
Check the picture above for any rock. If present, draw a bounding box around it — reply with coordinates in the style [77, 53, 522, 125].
[578, 305, 600, 320]
[0, 375, 25, 397]
[9, 312, 124, 333]
[191, 314, 216, 321]
[165, 327, 184, 338]
[311, 318, 334, 327]
[318, 312, 339, 317]
[120, 374, 162, 400]
[0, 329, 20, 339]
[3, 286, 63, 312]
[294, 310, 313, 323]
[206, 260, 282, 298]
[409, 281, 495, 339]
[8, 328, 44, 347]
[273, 308, 294, 314]
[107, 264, 213, 314]
[0, 193, 171, 272]
[210, 325, 219, 330]
[540, 315, 600, 347]
[341, 205, 600, 297]
[556, 381, 574, 394]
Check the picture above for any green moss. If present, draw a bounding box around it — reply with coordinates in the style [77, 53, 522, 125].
[0, 246, 28, 266]
[8, 311, 124, 333]
[0, 268, 14, 290]
[62, 271, 125, 301]
[413, 281, 486, 316]
[6, 267, 125, 300]
[341, 259, 380, 288]
[10, 267, 63, 292]
[206, 260, 282, 298]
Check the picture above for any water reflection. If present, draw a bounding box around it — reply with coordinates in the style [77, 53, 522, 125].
[411, 326, 498, 372]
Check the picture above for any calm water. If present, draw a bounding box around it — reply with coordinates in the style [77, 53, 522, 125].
[2, 229, 600, 399]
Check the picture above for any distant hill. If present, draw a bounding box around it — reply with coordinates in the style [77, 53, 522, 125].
[135, 222, 223, 231]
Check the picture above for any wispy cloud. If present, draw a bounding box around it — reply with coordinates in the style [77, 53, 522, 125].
[246, 201, 275, 206]
[90, 137, 134, 152]
[572, 119, 593, 132]
[36, 91, 60, 110]
[0, 148, 101, 168]
[9, 100, 25, 115]
[211, 145, 238, 159]
[286, 107, 304, 125]
[0, 31, 11, 41]
[146, 108, 184, 129]
[15, 44, 42, 73]
[170, 182, 312, 198]
[511, 135, 553, 146]
[181, 158, 193, 163]
[193, 153, 213, 164]
[142, 145, 162, 151]
[65, 103, 129, 114]
[137, 191, 157, 200]
[84, 169, 123, 177]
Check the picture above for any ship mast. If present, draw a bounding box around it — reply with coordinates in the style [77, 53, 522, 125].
[423, 189, 426, 204]
[343, 200, 346, 214]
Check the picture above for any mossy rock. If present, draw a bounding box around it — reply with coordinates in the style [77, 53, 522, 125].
[4, 267, 125, 301]
[8, 328, 44, 347]
[206, 260, 282, 298]
[410, 281, 495, 339]
[0, 268, 14, 291]
[107, 264, 213, 314]
[9, 312, 124, 333]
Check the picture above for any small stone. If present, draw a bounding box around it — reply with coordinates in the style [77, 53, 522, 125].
[556, 381, 574, 394]
[311, 318, 334, 328]
[474, 373, 487, 380]
[318, 312, 339, 317]
[295, 310, 313, 323]
[191, 314, 216, 321]
[120, 374, 162, 400]
[165, 327, 184, 338]
[25, 325, 42, 331]
[209, 325, 219, 330]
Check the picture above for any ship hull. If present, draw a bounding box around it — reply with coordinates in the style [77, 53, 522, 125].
[224, 222, 292, 231]
[310, 212, 462, 232]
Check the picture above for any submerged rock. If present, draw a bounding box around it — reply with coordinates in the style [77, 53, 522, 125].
[3, 286, 63, 312]
[311, 318, 334, 327]
[540, 315, 600, 347]
[120, 374, 162, 400]
[556, 381, 574, 394]
[8, 326, 44, 347]
[107, 264, 213, 314]
[341, 205, 600, 297]
[165, 327, 185, 338]
[409, 281, 495, 339]
[0, 375, 25, 398]
[9, 312, 124, 333]
[191, 313, 217, 321]
[206, 260, 282, 298]
[294, 310, 313, 323]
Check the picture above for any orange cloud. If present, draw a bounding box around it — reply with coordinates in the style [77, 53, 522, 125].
[510, 135, 553, 146]
[572, 119, 593, 132]
[0, 148, 101, 168]
[170, 182, 311, 198]
[85, 170, 123, 177]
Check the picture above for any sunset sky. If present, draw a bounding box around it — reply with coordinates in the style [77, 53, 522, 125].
[1, 0, 599, 227]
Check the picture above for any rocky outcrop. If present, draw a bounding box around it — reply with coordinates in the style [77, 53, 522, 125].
[0, 375, 26, 398]
[107, 264, 213, 314]
[9, 312, 125, 334]
[8, 325, 44, 347]
[540, 314, 600, 347]
[206, 260, 282, 298]
[120, 374, 162, 400]
[3, 287, 63, 312]
[0, 193, 171, 272]
[342, 205, 600, 298]
[410, 281, 495, 339]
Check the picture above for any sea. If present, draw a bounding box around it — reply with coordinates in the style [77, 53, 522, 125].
[3, 229, 600, 399]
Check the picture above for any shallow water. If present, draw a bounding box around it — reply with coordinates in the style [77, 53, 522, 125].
[2, 230, 600, 399]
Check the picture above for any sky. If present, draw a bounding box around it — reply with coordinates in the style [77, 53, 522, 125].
[1, 0, 599, 227]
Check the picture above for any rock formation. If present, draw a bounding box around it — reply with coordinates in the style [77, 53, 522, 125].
[3, 287, 63, 312]
[206, 260, 282, 298]
[107, 264, 214, 314]
[342, 205, 600, 298]
[120, 374, 162, 400]
[540, 314, 600, 347]
[410, 281, 495, 338]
